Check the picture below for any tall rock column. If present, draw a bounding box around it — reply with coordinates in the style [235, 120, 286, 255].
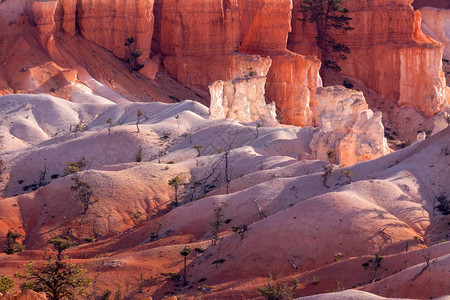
[25, 0, 59, 52]
[237, 0, 322, 127]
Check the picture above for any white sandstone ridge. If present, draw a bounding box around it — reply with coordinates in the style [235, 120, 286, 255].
[209, 75, 278, 126]
[310, 86, 391, 166]
[419, 7, 450, 59]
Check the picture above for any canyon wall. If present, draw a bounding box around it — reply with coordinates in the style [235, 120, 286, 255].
[16, 0, 449, 127]
[24, 0, 321, 126]
[289, 0, 448, 118]
[26, 0, 154, 61]
[157, 0, 321, 127]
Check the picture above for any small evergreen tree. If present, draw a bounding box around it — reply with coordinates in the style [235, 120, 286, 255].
[71, 176, 96, 215]
[299, 0, 354, 75]
[209, 203, 227, 246]
[168, 176, 183, 206]
[136, 109, 143, 133]
[362, 253, 383, 283]
[124, 37, 144, 74]
[106, 118, 114, 135]
[3, 229, 23, 255]
[232, 224, 249, 245]
[48, 236, 73, 263]
[17, 239, 91, 300]
[180, 247, 192, 285]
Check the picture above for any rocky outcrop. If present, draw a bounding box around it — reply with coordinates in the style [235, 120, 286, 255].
[25, 0, 58, 51]
[419, 7, 450, 59]
[0, 290, 47, 300]
[265, 52, 321, 127]
[310, 86, 390, 166]
[209, 74, 278, 126]
[289, 0, 447, 118]
[157, 0, 321, 126]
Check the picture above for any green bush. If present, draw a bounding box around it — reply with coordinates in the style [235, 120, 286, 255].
[0, 274, 14, 294]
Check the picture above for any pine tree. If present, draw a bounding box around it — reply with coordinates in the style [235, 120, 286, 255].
[180, 247, 192, 285]
[168, 176, 183, 206]
[299, 0, 354, 74]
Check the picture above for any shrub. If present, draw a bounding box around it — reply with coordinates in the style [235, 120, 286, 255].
[64, 158, 88, 175]
[3, 229, 24, 255]
[321, 164, 334, 188]
[194, 246, 205, 253]
[257, 274, 297, 300]
[244, 67, 257, 78]
[0, 274, 14, 294]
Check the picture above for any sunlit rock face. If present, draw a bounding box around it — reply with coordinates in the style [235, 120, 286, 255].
[289, 0, 447, 118]
[310, 86, 391, 166]
[209, 71, 278, 126]
[156, 0, 321, 127]
[419, 7, 450, 59]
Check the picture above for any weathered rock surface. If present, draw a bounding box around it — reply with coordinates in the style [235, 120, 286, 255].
[0, 290, 47, 300]
[157, 0, 321, 126]
[310, 86, 390, 166]
[289, 0, 448, 118]
[209, 75, 278, 126]
[74, 0, 154, 61]
[419, 7, 450, 59]
[265, 52, 321, 127]
[26, 0, 154, 62]
[25, 0, 58, 51]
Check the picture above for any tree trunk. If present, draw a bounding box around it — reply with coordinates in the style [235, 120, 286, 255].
[174, 185, 178, 204]
[183, 256, 187, 285]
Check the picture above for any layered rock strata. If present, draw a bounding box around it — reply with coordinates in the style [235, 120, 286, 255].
[26, 0, 154, 61]
[157, 0, 321, 126]
[310, 86, 390, 166]
[289, 0, 448, 118]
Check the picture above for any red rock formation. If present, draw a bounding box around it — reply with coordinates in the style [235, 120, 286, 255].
[0, 290, 47, 300]
[158, 0, 321, 126]
[26, 0, 154, 62]
[238, 0, 292, 54]
[74, 0, 154, 61]
[265, 52, 321, 126]
[289, 0, 447, 118]
[25, 0, 58, 51]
